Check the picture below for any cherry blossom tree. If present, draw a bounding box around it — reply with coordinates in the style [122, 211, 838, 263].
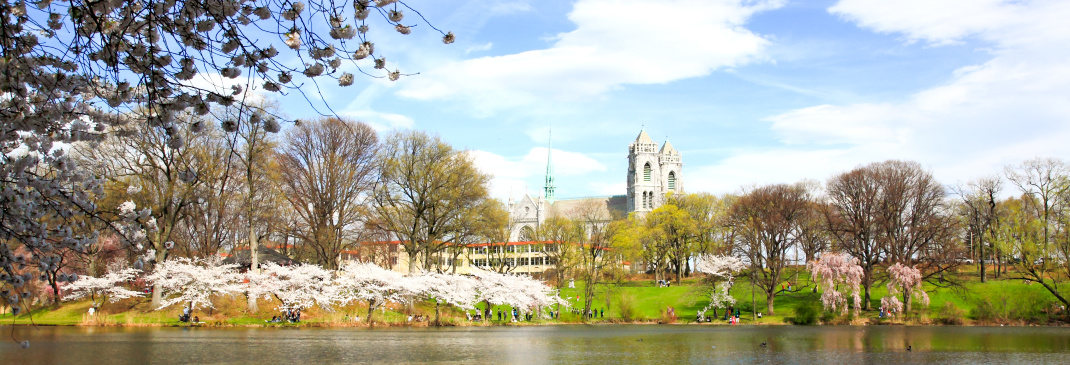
[62, 267, 142, 309]
[807, 252, 863, 317]
[250, 262, 336, 314]
[470, 268, 563, 319]
[415, 271, 478, 325]
[881, 262, 929, 316]
[332, 261, 418, 324]
[145, 257, 242, 313]
[694, 254, 746, 319]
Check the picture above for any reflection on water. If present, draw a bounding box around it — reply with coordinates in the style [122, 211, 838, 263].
[2, 325, 1069, 364]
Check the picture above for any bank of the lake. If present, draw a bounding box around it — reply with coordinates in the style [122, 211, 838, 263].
[3, 273, 1066, 327]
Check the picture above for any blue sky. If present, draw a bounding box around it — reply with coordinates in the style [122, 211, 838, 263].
[265, 0, 1070, 200]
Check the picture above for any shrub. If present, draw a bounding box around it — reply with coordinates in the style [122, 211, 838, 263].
[937, 302, 965, 325]
[970, 297, 1000, 322]
[793, 300, 820, 325]
[618, 293, 639, 321]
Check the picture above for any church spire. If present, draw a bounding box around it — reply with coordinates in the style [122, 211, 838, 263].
[543, 126, 556, 204]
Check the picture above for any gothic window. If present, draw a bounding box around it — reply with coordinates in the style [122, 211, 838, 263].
[668, 171, 676, 191]
[519, 226, 536, 241]
[643, 163, 652, 182]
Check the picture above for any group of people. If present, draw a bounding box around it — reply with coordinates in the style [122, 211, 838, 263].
[466, 308, 545, 322]
[695, 307, 744, 324]
[178, 307, 199, 323]
[269, 309, 301, 323]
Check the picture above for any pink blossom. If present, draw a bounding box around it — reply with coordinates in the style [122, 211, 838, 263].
[808, 252, 863, 317]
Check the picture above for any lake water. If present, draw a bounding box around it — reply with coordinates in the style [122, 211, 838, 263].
[2, 325, 1069, 364]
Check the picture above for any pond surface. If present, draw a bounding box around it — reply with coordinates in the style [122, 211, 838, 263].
[2, 324, 1069, 364]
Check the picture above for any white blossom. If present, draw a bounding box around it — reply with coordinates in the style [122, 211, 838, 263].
[284, 30, 302, 50]
[694, 254, 746, 318]
[145, 258, 243, 310]
[303, 63, 325, 77]
[469, 268, 564, 312]
[338, 73, 355, 87]
[250, 262, 336, 312]
[63, 268, 143, 307]
[333, 262, 420, 318]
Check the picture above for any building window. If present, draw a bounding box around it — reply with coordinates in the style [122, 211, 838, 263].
[643, 163, 651, 182]
[668, 171, 676, 191]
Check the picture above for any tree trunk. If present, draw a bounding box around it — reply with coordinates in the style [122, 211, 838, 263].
[751, 270, 756, 320]
[903, 288, 912, 313]
[51, 278, 61, 306]
[766, 288, 776, 316]
[434, 301, 441, 326]
[151, 245, 168, 309]
[408, 251, 418, 274]
[366, 300, 377, 325]
[583, 281, 595, 322]
[248, 225, 259, 313]
[862, 282, 872, 311]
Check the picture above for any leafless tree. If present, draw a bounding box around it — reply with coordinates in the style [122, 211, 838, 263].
[954, 177, 1003, 282]
[1005, 157, 1070, 255]
[730, 183, 809, 315]
[372, 130, 489, 273]
[276, 117, 378, 269]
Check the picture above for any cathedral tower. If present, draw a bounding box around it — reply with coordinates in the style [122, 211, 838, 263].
[627, 129, 682, 215]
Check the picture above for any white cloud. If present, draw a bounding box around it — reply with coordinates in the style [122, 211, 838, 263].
[828, 0, 1026, 45]
[704, 0, 1070, 193]
[185, 72, 266, 103]
[471, 147, 607, 200]
[340, 110, 415, 131]
[398, 0, 784, 113]
[490, 1, 533, 15]
[465, 42, 494, 54]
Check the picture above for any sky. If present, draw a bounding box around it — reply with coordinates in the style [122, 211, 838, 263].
[268, 0, 1070, 201]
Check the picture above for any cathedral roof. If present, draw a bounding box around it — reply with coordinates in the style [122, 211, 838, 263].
[660, 140, 677, 154]
[635, 130, 655, 144]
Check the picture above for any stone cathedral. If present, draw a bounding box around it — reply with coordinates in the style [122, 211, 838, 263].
[506, 129, 683, 241]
